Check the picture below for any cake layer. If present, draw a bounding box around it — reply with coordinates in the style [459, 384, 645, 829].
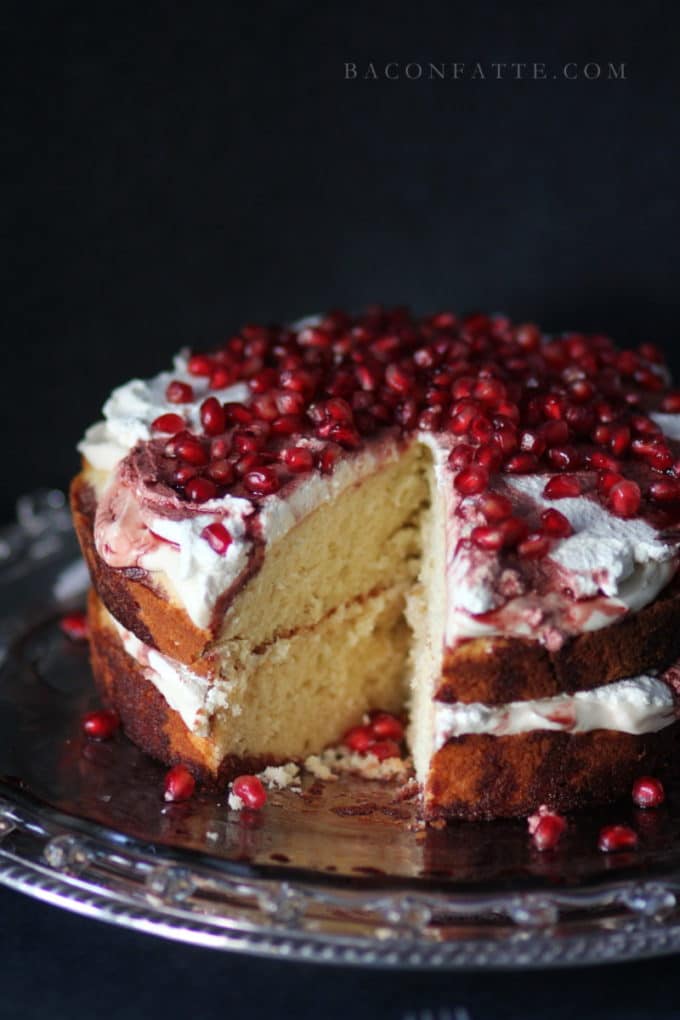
[425, 725, 680, 820]
[88, 584, 408, 780]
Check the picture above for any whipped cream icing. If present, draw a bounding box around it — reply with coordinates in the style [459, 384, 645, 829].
[420, 434, 679, 649]
[434, 673, 677, 748]
[110, 615, 236, 736]
[80, 339, 680, 645]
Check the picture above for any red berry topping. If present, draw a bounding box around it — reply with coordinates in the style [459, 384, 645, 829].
[163, 764, 196, 802]
[200, 397, 227, 435]
[543, 475, 581, 500]
[82, 709, 120, 740]
[184, 477, 218, 503]
[478, 492, 513, 522]
[232, 774, 267, 810]
[187, 354, 214, 377]
[243, 467, 280, 496]
[151, 413, 186, 435]
[60, 611, 88, 641]
[280, 446, 314, 472]
[540, 508, 573, 538]
[598, 824, 638, 852]
[166, 380, 194, 403]
[608, 479, 641, 518]
[518, 533, 551, 559]
[454, 465, 489, 495]
[632, 776, 665, 809]
[201, 522, 232, 555]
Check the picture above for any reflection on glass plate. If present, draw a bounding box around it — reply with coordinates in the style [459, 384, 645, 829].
[2, 491, 680, 968]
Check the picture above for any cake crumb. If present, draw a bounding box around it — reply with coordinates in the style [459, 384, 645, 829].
[313, 746, 409, 781]
[303, 754, 337, 781]
[257, 763, 301, 790]
[228, 791, 245, 811]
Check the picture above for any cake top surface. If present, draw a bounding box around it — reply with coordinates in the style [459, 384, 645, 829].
[79, 308, 680, 638]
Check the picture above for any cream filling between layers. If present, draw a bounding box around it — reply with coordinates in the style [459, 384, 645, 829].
[108, 614, 234, 737]
[434, 674, 677, 749]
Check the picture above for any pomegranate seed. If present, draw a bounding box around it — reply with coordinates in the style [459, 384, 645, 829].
[233, 432, 260, 456]
[631, 414, 661, 436]
[448, 444, 474, 470]
[173, 464, 198, 485]
[235, 453, 262, 477]
[540, 508, 573, 538]
[210, 366, 235, 389]
[474, 443, 503, 471]
[356, 364, 380, 391]
[543, 394, 566, 420]
[231, 774, 267, 810]
[609, 425, 631, 456]
[470, 415, 493, 444]
[639, 342, 664, 364]
[271, 415, 303, 436]
[151, 413, 185, 435]
[599, 480, 628, 510]
[370, 739, 402, 761]
[598, 824, 638, 853]
[200, 397, 227, 436]
[281, 446, 314, 472]
[518, 533, 551, 559]
[176, 438, 209, 465]
[503, 453, 538, 474]
[166, 380, 194, 403]
[539, 421, 570, 447]
[318, 446, 339, 474]
[243, 467, 280, 496]
[543, 475, 581, 499]
[60, 611, 88, 641]
[608, 479, 641, 518]
[471, 525, 505, 551]
[632, 776, 665, 809]
[275, 390, 306, 416]
[187, 354, 214, 377]
[251, 392, 278, 422]
[569, 379, 595, 404]
[515, 323, 541, 351]
[474, 378, 506, 405]
[527, 808, 567, 851]
[201, 522, 232, 555]
[589, 450, 620, 472]
[207, 459, 235, 484]
[223, 402, 254, 425]
[328, 424, 361, 449]
[210, 437, 230, 459]
[455, 465, 489, 495]
[490, 422, 518, 455]
[385, 363, 414, 394]
[82, 709, 120, 740]
[499, 517, 529, 547]
[546, 445, 581, 470]
[479, 492, 513, 521]
[451, 376, 476, 400]
[661, 392, 680, 413]
[649, 478, 680, 503]
[370, 712, 404, 741]
[343, 725, 375, 753]
[184, 477, 218, 503]
[163, 764, 196, 802]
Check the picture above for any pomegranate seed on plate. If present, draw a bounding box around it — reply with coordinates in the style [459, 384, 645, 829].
[82, 709, 120, 740]
[503, 453, 538, 474]
[649, 478, 680, 503]
[163, 764, 196, 802]
[479, 492, 513, 522]
[632, 776, 665, 809]
[176, 438, 209, 466]
[527, 807, 567, 851]
[60, 611, 88, 641]
[598, 824, 638, 852]
[281, 446, 314, 472]
[370, 739, 402, 761]
[370, 712, 405, 741]
[518, 533, 551, 559]
[232, 774, 267, 810]
[200, 397, 227, 435]
[243, 467, 280, 496]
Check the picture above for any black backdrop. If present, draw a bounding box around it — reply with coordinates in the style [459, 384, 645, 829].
[3, 3, 680, 1018]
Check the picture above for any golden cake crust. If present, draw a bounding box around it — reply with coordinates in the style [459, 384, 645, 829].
[425, 725, 680, 820]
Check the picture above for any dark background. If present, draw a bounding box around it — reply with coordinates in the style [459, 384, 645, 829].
[3, 2, 680, 1017]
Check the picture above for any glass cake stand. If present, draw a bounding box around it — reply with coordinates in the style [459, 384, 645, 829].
[2, 490, 680, 970]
